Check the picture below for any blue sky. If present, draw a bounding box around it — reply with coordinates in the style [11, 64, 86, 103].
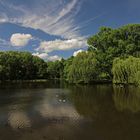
[0, 0, 140, 61]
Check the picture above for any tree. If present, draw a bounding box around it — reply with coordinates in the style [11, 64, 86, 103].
[87, 24, 140, 79]
[112, 56, 140, 85]
[66, 52, 98, 83]
[47, 60, 64, 79]
[0, 51, 48, 81]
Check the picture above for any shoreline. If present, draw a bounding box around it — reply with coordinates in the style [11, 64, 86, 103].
[0, 79, 136, 86]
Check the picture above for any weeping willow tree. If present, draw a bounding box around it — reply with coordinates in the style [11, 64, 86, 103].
[112, 56, 140, 85]
[67, 52, 98, 84]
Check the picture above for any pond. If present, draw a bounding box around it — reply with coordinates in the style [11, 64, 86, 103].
[0, 82, 140, 140]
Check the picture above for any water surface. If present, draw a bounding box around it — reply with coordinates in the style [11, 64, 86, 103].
[0, 82, 140, 140]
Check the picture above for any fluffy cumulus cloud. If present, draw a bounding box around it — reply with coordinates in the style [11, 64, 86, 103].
[32, 52, 61, 62]
[73, 49, 84, 56]
[10, 33, 32, 47]
[36, 38, 87, 53]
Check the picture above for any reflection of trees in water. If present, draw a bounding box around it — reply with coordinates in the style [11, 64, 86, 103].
[1, 84, 140, 140]
[70, 85, 114, 119]
[70, 85, 140, 118]
[70, 85, 140, 140]
[113, 85, 140, 113]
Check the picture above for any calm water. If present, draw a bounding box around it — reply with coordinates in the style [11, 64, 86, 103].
[0, 82, 140, 140]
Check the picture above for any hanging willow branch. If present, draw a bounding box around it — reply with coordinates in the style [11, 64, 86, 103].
[112, 56, 140, 85]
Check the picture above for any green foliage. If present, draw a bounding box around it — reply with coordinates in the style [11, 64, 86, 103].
[0, 51, 48, 81]
[0, 24, 140, 84]
[46, 24, 140, 84]
[65, 52, 98, 83]
[87, 24, 140, 78]
[47, 59, 64, 79]
[63, 56, 74, 79]
[112, 56, 140, 85]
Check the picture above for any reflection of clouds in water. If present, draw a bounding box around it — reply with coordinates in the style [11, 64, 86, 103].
[2, 88, 82, 130]
[8, 111, 31, 129]
[36, 103, 81, 120]
[35, 89, 81, 120]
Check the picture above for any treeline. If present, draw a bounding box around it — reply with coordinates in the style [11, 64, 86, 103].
[0, 51, 48, 80]
[0, 24, 140, 85]
[47, 24, 140, 85]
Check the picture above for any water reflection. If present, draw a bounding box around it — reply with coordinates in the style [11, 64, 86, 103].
[0, 83, 140, 140]
[70, 85, 114, 119]
[0, 88, 43, 129]
[113, 85, 140, 113]
[69, 85, 140, 140]
[35, 89, 81, 120]
[8, 111, 31, 129]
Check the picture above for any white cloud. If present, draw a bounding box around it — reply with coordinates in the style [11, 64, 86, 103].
[36, 38, 87, 53]
[10, 33, 32, 47]
[32, 52, 48, 59]
[32, 52, 61, 62]
[48, 55, 62, 61]
[59, 0, 77, 17]
[73, 49, 84, 56]
[0, 0, 82, 39]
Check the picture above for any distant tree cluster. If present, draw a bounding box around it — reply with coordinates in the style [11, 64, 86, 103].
[0, 51, 48, 81]
[47, 59, 64, 79]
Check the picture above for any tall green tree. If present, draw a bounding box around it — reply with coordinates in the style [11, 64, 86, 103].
[87, 24, 140, 79]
